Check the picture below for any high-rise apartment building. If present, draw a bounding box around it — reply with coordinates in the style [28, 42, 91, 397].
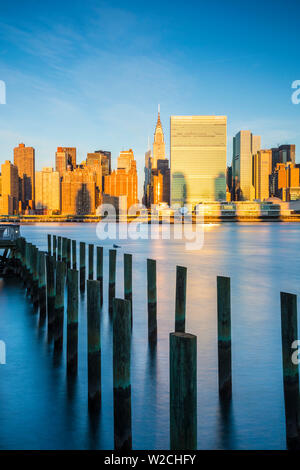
[104, 149, 138, 210]
[252, 150, 272, 201]
[14, 143, 35, 207]
[232, 131, 261, 201]
[271, 145, 295, 172]
[1, 160, 19, 213]
[61, 167, 97, 215]
[35, 167, 61, 214]
[152, 107, 166, 169]
[170, 115, 227, 206]
[61, 147, 76, 169]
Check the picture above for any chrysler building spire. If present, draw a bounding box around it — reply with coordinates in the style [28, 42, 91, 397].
[153, 106, 165, 168]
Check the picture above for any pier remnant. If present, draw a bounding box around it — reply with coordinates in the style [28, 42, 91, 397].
[80, 242, 86, 292]
[88, 244, 94, 280]
[54, 260, 65, 351]
[87, 280, 101, 410]
[175, 266, 187, 333]
[280, 292, 300, 449]
[124, 254, 132, 327]
[113, 298, 132, 451]
[96, 246, 103, 306]
[170, 332, 197, 450]
[147, 258, 157, 343]
[67, 268, 79, 375]
[109, 249, 116, 315]
[217, 276, 232, 399]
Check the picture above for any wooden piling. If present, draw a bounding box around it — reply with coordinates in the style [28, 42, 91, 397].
[87, 280, 101, 410]
[217, 276, 232, 399]
[80, 242, 86, 292]
[109, 249, 117, 315]
[46, 255, 56, 335]
[175, 266, 187, 333]
[57, 236, 62, 261]
[96, 246, 103, 306]
[280, 292, 300, 449]
[54, 260, 65, 351]
[47, 234, 51, 255]
[32, 246, 39, 309]
[88, 244, 94, 280]
[170, 332, 197, 450]
[113, 298, 132, 451]
[67, 269, 79, 375]
[67, 238, 71, 269]
[147, 259, 157, 342]
[38, 251, 47, 322]
[124, 254, 133, 326]
[72, 240, 77, 269]
[62, 237, 67, 265]
[52, 235, 57, 260]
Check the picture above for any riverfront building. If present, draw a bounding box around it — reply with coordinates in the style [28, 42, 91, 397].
[61, 167, 97, 215]
[14, 143, 35, 208]
[104, 149, 138, 210]
[232, 131, 261, 201]
[170, 115, 227, 206]
[252, 150, 272, 201]
[35, 167, 61, 214]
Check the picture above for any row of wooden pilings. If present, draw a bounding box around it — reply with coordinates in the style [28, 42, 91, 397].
[12, 234, 300, 450]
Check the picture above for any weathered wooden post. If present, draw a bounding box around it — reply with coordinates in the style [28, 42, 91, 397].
[57, 236, 62, 261]
[62, 237, 67, 265]
[25, 242, 32, 292]
[52, 235, 57, 260]
[32, 246, 39, 309]
[27, 243, 34, 297]
[113, 298, 132, 451]
[109, 249, 117, 315]
[96, 246, 103, 306]
[170, 332, 197, 450]
[217, 276, 232, 399]
[88, 244, 94, 280]
[280, 292, 300, 449]
[80, 242, 86, 292]
[46, 255, 56, 335]
[175, 266, 187, 332]
[124, 254, 133, 327]
[47, 234, 51, 255]
[38, 251, 47, 322]
[87, 280, 101, 410]
[67, 238, 71, 269]
[54, 260, 65, 351]
[72, 240, 77, 270]
[67, 269, 79, 375]
[147, 259, 157, 342]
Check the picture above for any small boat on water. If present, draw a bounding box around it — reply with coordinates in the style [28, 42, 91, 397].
[113, 244, 121, 249]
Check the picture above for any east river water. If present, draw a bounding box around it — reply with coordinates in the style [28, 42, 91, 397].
[0, 222, 299, 449]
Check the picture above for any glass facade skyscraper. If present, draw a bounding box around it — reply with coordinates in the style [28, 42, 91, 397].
[170, 115, 227, 206]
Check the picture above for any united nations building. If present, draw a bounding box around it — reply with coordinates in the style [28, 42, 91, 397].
[170, 115, 227, 207]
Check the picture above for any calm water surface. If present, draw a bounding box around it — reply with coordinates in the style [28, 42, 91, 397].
[0, 222, 299, 450]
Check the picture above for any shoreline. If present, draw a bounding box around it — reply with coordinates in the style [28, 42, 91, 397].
[1, 215, 300, 224]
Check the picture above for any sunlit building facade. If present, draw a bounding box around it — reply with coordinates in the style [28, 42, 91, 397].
[252, 150, 272, 201]
[170, 115, 227, 206]
[232, 131, 261, 201]
[35, 167, 61, 214]
[14, 143, 35, 208]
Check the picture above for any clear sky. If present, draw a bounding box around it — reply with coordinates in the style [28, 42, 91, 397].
[0, 0, 299, 198]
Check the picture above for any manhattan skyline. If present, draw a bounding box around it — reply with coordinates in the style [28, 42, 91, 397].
[0, 0, 299, 192]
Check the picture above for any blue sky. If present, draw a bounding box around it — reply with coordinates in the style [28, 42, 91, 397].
[0, 0, 299, 197]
